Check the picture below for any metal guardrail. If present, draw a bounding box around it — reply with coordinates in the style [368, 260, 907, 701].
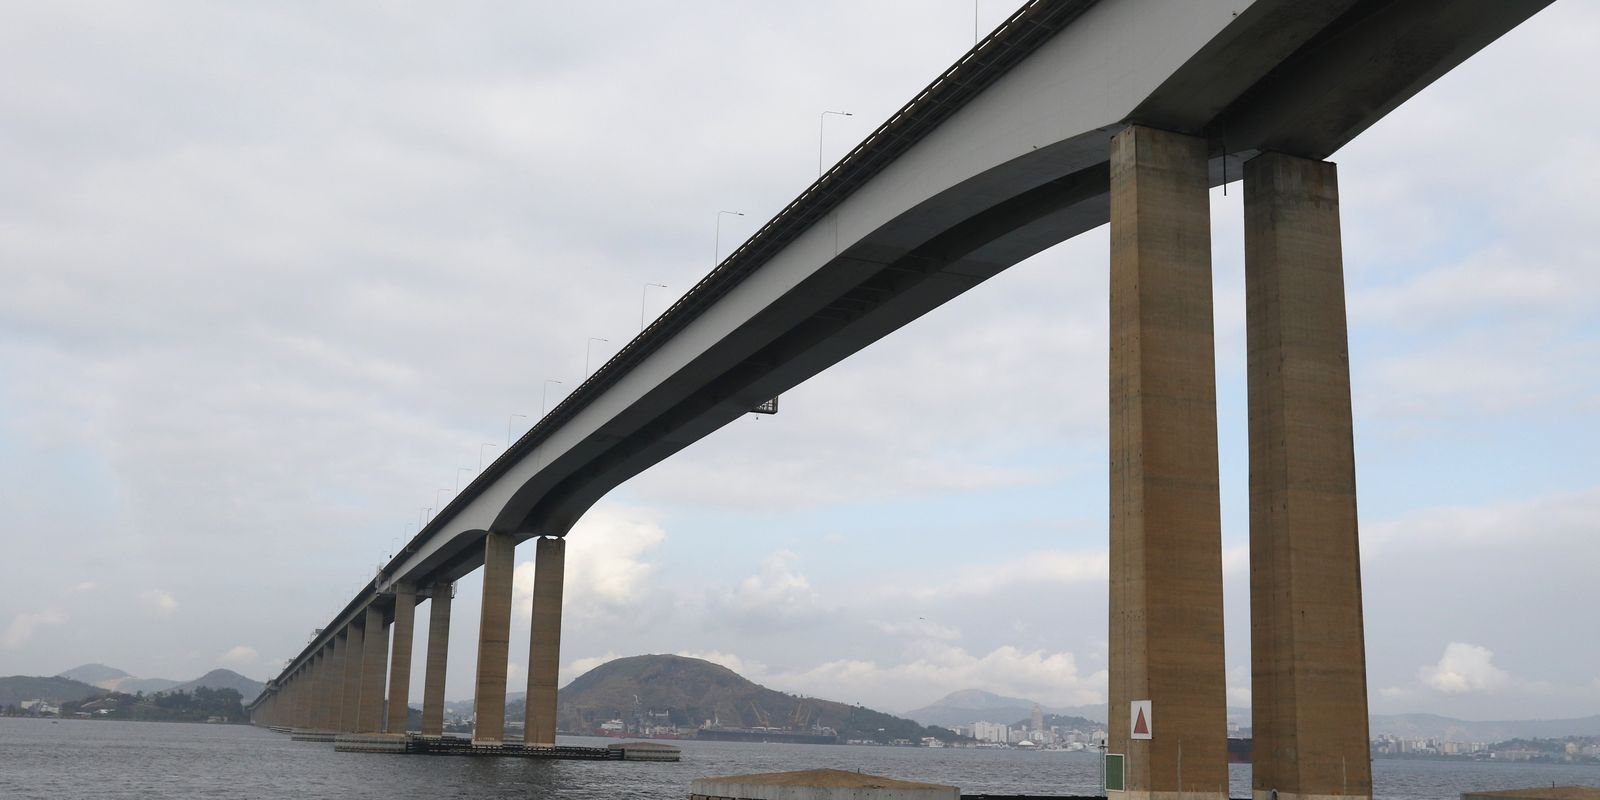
[271, 0, 1103, 690]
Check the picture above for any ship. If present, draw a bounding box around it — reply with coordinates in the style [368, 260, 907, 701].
[1228, 737, 1253, 764]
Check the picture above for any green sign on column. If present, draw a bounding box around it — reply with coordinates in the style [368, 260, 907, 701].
[1105, 753, 1125, 792]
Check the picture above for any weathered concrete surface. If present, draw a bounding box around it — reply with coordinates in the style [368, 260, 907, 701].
[333, 733, 408, 753]
[421, 582, 452, 737]
[386, 582, 416, 735]
[1245, 152, 1371, 800]
[320, 636, 343, 732]
[1107, 124, 1228, 800]
[358, 604, 390, 733]
[605, 741, 680, 762]
[339, 622, 364, 733]
[524, 536, 565, 746]
[690, 768, 956, 800]
[472, 532, 515, 744]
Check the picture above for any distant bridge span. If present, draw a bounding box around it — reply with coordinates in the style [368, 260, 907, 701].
[252, 2, 1553, 797]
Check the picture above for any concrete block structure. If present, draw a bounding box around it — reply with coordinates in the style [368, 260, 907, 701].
[689, 769, 957, 800]
[1107, 124, 1228, 800]
[1245, 152, 1371, 800]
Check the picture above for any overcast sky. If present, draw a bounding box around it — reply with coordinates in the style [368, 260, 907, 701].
[2, 1, 1596, 721]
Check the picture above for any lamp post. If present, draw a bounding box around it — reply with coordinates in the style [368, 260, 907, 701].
[479, 443, 497, 472]
[818, 110, 853, 176]
[640, 283, 667, 331]
[434, 489, 450, 517]
[714, 211, 744, 265]
[507, 413, 527, 446]
[542, 379, 563, 416]
[585, 337, 609, 379]
[456, 466, 473, 494]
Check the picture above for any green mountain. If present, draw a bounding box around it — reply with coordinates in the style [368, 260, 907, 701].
[555, 654, 963, 744]
[167, 669, 264, 701]
[0, 675, 105, 707]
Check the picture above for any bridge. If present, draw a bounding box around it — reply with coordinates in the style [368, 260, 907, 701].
[247, 2, 1555, 798]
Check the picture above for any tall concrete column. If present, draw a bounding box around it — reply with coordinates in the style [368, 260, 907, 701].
[524, 537, 566, 746]
[421, 582, 453, 737]
[293, 664, 310, 728]
[386, 582, 417, 734]
[1107, 124, 1228, 800]
[339, 621, 364, 733]
[322, 634, 345, 731]
[317, 641, 336, 731]
[357, 603, 390, 733]
[473, 532, 516, 744]
[1245, 152, 1371, 800]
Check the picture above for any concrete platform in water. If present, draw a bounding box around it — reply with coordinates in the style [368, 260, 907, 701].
[328, 733, 678, 762]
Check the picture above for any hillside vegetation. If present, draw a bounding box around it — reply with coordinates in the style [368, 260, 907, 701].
[556, 654, 964, 744]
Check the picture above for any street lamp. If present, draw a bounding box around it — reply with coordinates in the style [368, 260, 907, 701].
[456, 467, 472, 493]
[542, 379, 563, 416]
[479, 443, 497, 472]
[640, 283, 667, 331]
[585, 337, 609, 379]
[434, 488, 450, 516]
[507, 413, 527, 446]
[714, 211, 744, 266]
[818, 110, 853, 176]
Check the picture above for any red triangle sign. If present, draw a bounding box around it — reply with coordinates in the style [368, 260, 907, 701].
[1133, 708, 1149, 736]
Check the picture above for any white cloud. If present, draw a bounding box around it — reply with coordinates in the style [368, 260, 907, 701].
[871, 619, 962, 642]
[1226, 664, 1252, 708]
[560, 652, 621, 688]
[755, 643, 1106, 712]
[2, 608, 68, 649]
[894, 549, 1107, 600]
[139, 589, 178, 617]
[675, 650, 766, 677]
[71, 581, 97, 593]
[709, 550, 823, 632]
[513, 505, 665, 623]
[1419, 642, 1512, 694]
[219, 645, 258, 667]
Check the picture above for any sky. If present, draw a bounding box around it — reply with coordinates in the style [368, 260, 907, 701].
[1, 1, 1596, 722]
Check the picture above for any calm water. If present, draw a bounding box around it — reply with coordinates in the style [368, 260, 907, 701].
[0, 718, 1595, 799]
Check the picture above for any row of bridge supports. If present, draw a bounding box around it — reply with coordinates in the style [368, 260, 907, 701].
[1107, 125, 1371, 800]
[251, 536, 566, 748]
[254, 124, 1367, 794]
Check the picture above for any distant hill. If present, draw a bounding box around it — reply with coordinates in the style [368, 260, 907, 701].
[167, 669, 264, 701]
[57, 664, 180, 694]
[1370, 713, 1600, 742]
[0, 675, 105, 706]
[905, 689, 1107, 728]
[554, 654, 962, 744]
[57, 664, 130, 686]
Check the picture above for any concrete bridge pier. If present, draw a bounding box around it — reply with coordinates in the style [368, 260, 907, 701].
[524, 536, 565, 746]
[323, 633, 347, 732]
[472, 531, 516, 745]
[317, 640, 337, 731]
[357, 603, 390, 733]
[1244, 152, 1372, 800]
[292, 661, 310, 728]
[421, 581, 453, 737]
[1107, 124, 1228, 800]
[339, 621, 364, 733]
[386, 582, 416, 734]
